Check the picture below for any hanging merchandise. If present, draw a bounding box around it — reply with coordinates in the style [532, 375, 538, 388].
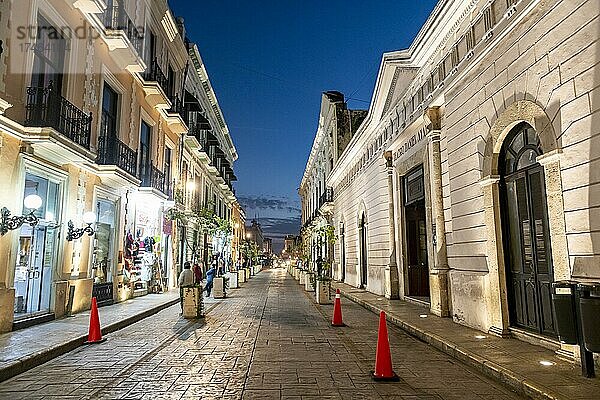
[131, 238, 148, 297]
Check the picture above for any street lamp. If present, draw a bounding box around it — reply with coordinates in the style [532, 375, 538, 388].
[186, 180, 196, 191]
[0, 194, 43, 236]
[66, 211, 96, 241]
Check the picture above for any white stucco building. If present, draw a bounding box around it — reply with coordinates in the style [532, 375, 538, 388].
[302, 0, 600, 361]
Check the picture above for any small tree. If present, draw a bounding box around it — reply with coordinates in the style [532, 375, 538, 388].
[315, 224, 337, 281]
[166, 202, 234, 264]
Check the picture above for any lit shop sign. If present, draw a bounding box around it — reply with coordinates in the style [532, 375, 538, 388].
[393, 128, 427, 161]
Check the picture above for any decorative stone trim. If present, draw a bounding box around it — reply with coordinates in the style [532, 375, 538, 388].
[504, 5, 517, 19]
[536, 149, 563, 166]
[478, 175, 500, 187]
[0, 98, 12, 115]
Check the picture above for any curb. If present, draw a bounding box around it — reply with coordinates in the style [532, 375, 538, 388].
[0, 298, 179, 383]
[338, 289, 560, 400]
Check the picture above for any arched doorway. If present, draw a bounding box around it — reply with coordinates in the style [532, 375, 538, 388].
[340, 222, 346, 282]
[358, 213, 368, 288]
[500, 123, 556, 337]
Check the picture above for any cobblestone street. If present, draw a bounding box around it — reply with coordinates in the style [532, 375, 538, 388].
[0, 270, 524, 399]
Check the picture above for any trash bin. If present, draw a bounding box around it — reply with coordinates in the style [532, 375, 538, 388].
[551, 281, 578, 345]
[578, 282, 600, 353]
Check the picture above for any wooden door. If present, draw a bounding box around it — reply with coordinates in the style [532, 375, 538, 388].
[406, 201, 429, 297]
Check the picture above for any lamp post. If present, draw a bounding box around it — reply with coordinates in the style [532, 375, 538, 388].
[0, 194, 43, 236]
[66, 211, 97, 241]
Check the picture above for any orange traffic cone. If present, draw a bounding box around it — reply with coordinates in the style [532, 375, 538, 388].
[372, 311, 399, 381]
[332, 289, 345, 327]
[84, 297, 106, 344]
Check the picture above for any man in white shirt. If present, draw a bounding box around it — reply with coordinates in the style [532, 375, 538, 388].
[178, 262, 194, 312]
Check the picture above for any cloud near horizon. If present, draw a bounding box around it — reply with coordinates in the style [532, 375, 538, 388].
[237, 195, 301, 215]
[238, 195, 301, 252]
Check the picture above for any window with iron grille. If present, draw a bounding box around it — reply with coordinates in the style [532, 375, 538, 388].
[427, 74, 434, 94]
[484, 6, 496, 33]
[139, 121, 152, 183]
[466, 27, 475, 51]
[438, 62, 446, 83]
[451, 45, 460, 68]
[164, 147, 172, 193]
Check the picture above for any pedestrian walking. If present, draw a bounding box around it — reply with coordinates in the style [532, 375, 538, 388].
[178, 262, 194, 311]
[205, 266, 216, 297]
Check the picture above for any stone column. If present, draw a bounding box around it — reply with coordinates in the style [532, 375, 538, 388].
[384, 151, 400, 299]
[479, 175, 510, 336]
[424, 107, 450, 317]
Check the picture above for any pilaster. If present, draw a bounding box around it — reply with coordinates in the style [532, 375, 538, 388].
[424, 107, 450, 317]
[479, 175, 511, 336]
[384, 151, 399, 299]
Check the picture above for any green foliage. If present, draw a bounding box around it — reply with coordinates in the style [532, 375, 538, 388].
[174, 188, 185, 205]
[316, 261, 332, 281]
[167, 202, 232, 239]
[316, 224, 337, 244]
[240, 240, 260, 261]
[165, 207, 188, 224]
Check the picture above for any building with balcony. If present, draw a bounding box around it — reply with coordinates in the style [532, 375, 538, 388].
[301, 0, 600, 362]
[174, 38, 238, 271]
[231, 202, 247, 267]
[0, 0, 239, 332]
[299, 91, 366, 270]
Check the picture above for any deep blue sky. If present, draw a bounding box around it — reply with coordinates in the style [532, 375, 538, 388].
[169, 0, 438, 250]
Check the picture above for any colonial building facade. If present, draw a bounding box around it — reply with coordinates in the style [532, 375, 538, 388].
[299, 91, 366, 272]
[302, 0, 600, 358]
[0, 0, 238, 332]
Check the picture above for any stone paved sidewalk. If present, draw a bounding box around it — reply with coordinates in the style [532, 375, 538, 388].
[0, 290, 181, 382]
[331, 281, 600, 400]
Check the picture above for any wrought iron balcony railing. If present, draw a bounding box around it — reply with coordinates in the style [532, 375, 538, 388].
[150, 165, 166, 194]
[168, 94, 187, 120]
[140, 164, 170, 196]
[97, 111, 138, 177]
[319, 187, 334, 208]
[103, 3, 144, 55]
[143, 58, 170, 97]
[187, 123, 208, 148]
[25, 85, 92, 150]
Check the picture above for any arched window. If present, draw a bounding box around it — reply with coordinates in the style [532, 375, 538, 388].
[502, 123, 542, 175]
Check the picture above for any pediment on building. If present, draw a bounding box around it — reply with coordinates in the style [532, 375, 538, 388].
[366, 51, 419, 129]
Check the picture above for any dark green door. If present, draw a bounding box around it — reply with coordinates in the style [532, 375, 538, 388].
[501, 124, 555, 337]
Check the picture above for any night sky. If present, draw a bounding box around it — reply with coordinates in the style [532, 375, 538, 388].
[168, 0, 439, 252]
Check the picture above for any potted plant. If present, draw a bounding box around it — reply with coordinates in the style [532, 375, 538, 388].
[314, 224, 337, 304]
[305, 269, 315, 292]
[316, 261, 333, 304]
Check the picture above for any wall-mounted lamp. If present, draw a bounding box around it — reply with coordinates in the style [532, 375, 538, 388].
[186, 180, 196, 191]
[66, 211, 96, 241]
[0, 194, 43, 236]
